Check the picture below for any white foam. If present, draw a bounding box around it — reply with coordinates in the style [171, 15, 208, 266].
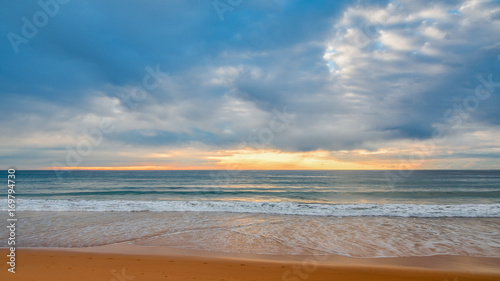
[1, 199, 500, 217]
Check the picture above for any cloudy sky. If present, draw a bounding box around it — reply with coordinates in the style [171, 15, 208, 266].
[1, 0, 499, 170]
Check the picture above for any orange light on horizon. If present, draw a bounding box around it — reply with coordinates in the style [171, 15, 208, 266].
[45, 148, 425, 171]
[46, 165, 215, 171]
[207, 149, 419, 170]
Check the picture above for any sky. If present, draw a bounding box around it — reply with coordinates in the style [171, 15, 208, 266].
[1, 0, 499, 170]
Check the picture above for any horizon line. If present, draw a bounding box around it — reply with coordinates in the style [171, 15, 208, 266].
[7, 167, 500, 171]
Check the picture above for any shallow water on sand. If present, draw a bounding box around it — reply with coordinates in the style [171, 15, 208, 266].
[2, 211, 499, 258]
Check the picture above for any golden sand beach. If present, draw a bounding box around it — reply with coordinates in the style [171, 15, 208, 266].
[2, 245, 500, 281]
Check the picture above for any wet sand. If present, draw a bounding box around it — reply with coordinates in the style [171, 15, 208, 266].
[1, 245, 500, 281]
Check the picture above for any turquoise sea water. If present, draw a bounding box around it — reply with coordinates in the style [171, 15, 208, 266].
[1, 170, 500, 257]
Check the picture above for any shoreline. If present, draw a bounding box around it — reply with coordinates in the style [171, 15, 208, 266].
[2, 244, 500, 280]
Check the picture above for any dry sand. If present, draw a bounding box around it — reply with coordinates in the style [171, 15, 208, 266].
[1, 245, 500, 281]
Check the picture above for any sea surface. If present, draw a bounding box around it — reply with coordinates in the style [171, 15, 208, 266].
[1, 170, 500, 257]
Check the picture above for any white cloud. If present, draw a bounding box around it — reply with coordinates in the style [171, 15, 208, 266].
[316, 0, 500, 162]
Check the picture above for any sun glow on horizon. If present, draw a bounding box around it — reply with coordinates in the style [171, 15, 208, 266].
[46, 165, 214, 171]
[46, 148, 424, 171]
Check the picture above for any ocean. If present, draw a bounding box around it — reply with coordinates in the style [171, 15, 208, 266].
[1, 170, 500, 257]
